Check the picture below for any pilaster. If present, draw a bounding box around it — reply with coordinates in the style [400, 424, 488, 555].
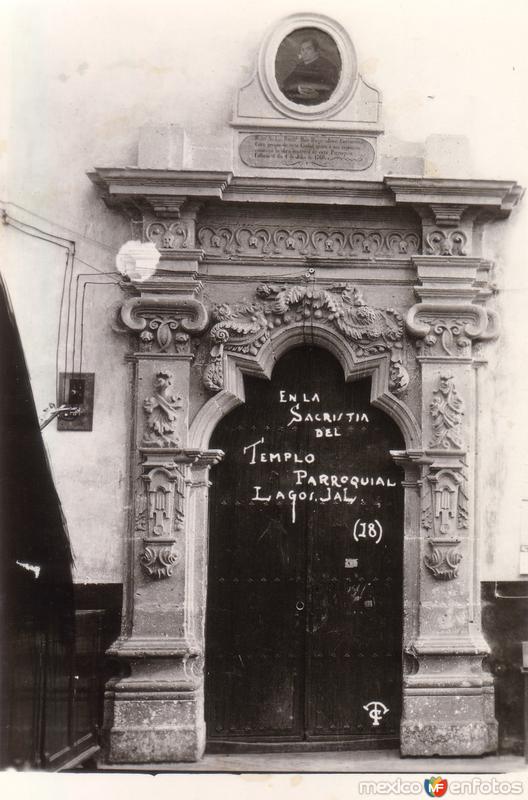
[401, 255, 499, 756]
[103, 252, 223, 763]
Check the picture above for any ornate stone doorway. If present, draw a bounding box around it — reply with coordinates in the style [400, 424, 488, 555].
[90, 161, 521, 763]
[205, 346, 405, 749]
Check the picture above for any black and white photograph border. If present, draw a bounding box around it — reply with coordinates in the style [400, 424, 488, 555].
[1, 1, 528, 799]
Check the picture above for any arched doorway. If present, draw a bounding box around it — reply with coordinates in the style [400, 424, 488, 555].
[205, 346, 405, 750]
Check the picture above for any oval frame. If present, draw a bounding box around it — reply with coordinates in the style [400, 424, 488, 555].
[258, 13, 358, 120]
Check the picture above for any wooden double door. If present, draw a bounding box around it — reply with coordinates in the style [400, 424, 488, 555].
[206, 347, 404, 748]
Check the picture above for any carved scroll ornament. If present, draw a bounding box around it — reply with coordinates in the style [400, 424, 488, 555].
[406, 302, 499, 359]
[140, 544, 179, 579]
[146, 221, 190, 250]
[203, 282, 408, 395]
[120, 294, 208, 354]
[424, 540, 463, 580]
[425, 230, 467, 256]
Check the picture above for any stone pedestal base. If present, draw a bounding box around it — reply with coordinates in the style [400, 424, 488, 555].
[105, 691, 204, 763]
[104, 656, 205, 763]
[400, 687, 498, 756]
[401, 720, 498, 757]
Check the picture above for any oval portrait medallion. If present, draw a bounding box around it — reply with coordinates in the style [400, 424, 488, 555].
[275, 27, 341, 106]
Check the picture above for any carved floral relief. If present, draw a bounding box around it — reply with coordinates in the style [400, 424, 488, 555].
[142, 371, 184, 448]
[429, 372, 464, 450]
[203, 282, 409, 395]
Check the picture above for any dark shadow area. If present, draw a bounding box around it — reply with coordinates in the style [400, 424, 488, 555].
[482, 582, 528, 755]
[0, 275, 122, 769]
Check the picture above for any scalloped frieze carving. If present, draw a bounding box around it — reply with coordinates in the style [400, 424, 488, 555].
[429, 372, 464, 450]
[142, 371, 184, 448]
[425, 230, 467, 256]
[203, 282, 408, 394]
[424, 539, 463, 580]
[197, 225, 420, 259]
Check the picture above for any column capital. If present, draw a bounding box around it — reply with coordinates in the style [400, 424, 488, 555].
[119, 287, 209, 356]
[406, 256, 499, 361]
[385, 176, 523, 258]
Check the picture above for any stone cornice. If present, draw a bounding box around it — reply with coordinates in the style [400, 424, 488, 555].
[87, 168, 232, 201]
[88, 168, 523, 216]
[223, 177, 389, 205]
[384, 176, 523, 215]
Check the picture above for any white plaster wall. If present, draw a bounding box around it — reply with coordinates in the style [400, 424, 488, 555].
[1, 0, 527, 581]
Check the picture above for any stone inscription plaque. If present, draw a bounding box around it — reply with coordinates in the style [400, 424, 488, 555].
[239, 132, 375, 170]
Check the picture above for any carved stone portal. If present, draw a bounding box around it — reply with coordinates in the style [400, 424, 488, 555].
[89, 155, 521, 763]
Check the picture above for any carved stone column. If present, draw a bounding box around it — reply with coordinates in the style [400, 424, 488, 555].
[401, 256, 499, 756]
[103, 271, 224, 763]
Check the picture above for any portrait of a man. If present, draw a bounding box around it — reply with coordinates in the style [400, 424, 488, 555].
[275, 28, 341, 106]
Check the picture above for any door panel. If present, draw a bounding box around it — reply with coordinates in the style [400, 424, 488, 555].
[206, 346, 404, 745]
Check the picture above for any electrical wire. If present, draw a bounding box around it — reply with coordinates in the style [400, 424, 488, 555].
[2, 211, 124, 396]
[2, 213, 75, 399]
[79, 280, 120, 375]
[64, 241, 76, 379]
[56, 247, 73, 400]
[72, 272, 121, 375]
[2, 211, 119, 275]
[0, 199, 117, 253]
[1, 211, 75, 247]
